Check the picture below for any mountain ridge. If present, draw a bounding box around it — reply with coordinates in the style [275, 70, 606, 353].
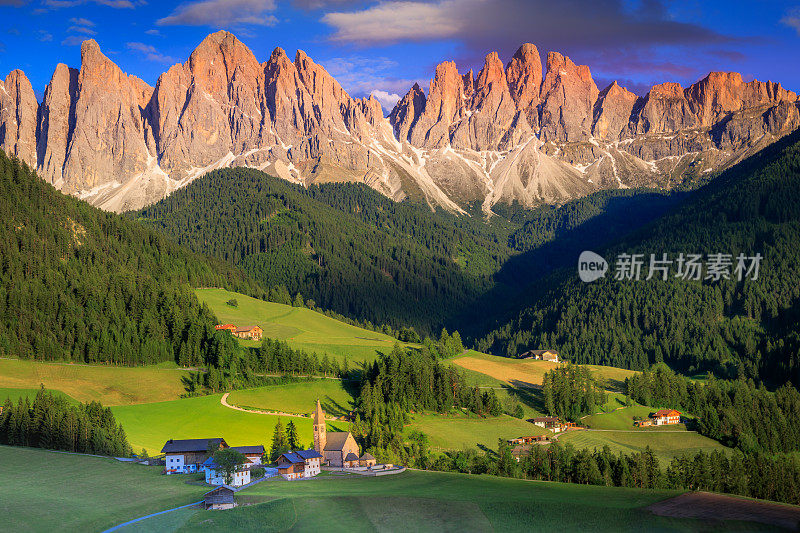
[0, 30, 798, 214]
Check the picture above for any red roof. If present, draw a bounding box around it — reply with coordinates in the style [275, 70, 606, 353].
[653, 409, 681, 417]
[215, 324, 235, 330]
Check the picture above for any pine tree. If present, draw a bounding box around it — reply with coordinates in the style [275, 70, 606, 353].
[286, 420, 300, 450]
[270, 419, 288, 461]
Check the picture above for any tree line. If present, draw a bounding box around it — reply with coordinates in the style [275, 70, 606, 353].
[430, 441, 800, 506]
[351, 345, 503, 456]
[542, 364, 606, 421]
[0, 387, 131, 457]
[625, 365, 800, 453]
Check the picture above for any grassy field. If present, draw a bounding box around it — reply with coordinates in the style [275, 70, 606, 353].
[0, 445, 207, 532]
[110, 393, 358, 454]
[129, 470, 774, 532]
[226, 379, 355, 416]
[406, 413, 548, 451]
[0, 358, 188, 405]
[451, 351, 638, 391]
[558, 429, 728, 465]
[196, 288, 406, 364]
[0, 386, 78, 404]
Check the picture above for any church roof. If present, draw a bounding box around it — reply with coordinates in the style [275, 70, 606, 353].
[344, 452, 359, 462]
[323, 431, 353, 451]
[313, 399, 325, 426]
[360, 452, 376, 461]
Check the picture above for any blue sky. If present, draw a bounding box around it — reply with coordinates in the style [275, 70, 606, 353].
[1, 0, 799, 111]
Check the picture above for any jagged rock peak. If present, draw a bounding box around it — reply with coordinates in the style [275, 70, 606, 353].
[476, 51, 508, 89]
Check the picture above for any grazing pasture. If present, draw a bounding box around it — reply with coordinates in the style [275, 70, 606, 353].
[134, 470, 776, 531]
[196, 288, 406, 364]
[0, 358, 188, 405]
[0, 445, 206, 532]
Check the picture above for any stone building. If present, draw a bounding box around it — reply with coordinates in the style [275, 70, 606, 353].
[313, 399, 359, 467]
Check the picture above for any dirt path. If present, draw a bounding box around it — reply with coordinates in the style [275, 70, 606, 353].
[647, 491, 800, 530]
[219, 393, 338, 420]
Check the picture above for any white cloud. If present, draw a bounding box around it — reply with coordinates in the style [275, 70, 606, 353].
[45, 0, 144, 8]
[61, 35, 84, 46]
[145, 29, 161, 36]
[157, 0, 278, 27]
[69, 17, 95, 26]
[323, 0, 466, 44]
[320, 55, 422, 98]
[68, 25, 97, 35]
[370, 89, 401, 111]
[126, 41, 177, 63]
[36, 29, 53, 42]
[781, 7, 800, 35]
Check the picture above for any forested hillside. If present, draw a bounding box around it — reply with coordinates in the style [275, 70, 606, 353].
[0, 152, 262, 366]
[135, 168, 511, 334]
[479, 129, 800, 387]
[135, 167, 683, 335]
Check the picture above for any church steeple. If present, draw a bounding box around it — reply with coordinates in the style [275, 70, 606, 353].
[313, 399, 326, 454]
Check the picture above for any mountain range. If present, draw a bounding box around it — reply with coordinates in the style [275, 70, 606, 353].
[1, 30, 798, 213]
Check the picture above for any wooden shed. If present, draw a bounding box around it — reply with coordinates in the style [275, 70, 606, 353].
[203, 485, 236, 510]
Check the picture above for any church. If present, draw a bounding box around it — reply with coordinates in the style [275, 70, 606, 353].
[313, 399, 360, 467]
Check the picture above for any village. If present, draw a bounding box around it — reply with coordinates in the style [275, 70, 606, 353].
[159, 400, 404, 510]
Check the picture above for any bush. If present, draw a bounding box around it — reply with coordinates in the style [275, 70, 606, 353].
[226, 298, 238, 307]
[251, 466, 265, 478]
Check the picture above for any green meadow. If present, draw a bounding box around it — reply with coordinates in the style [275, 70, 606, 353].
[406, 413, 548, 451]
[0, 386, 77, 405]
[0, 445, 207, 532]
[129, 470, 769, 532]
[196, 288, 407, 364]
[226, 379, 355, 416]
[557, 428, 727, 465]
[111, 394, 318, 454]
[0, 358, 188, 405]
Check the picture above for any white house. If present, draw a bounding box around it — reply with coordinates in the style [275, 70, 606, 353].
[203, 456, 252, 487]
[276, 449, 323, 480]
[161, 438, 227, 475]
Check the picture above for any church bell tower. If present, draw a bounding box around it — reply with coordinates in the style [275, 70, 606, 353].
[313, 399, 326, 454]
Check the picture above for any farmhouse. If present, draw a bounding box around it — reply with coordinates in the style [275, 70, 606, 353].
[635, 409, 682, 427]
[161, 437, 228, 474]
[529, 417, 569, 432]
[203, 456, 252, 487]
[519, 349, 560, 362]
[231, 445, 264, 464]
[652, 409, 681, 425]
[203, 486, 236, 510]
[234, 326, 263, 341]
[276, 449, 323, 480]
[313, 399, 360, 467]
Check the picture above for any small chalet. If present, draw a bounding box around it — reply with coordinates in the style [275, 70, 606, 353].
[203, 456, 252, 487]
[161, 437, 228, 474]
[277, 449, 323, 480]
[231, 445, 265, 464]
[203, 485, 236, 510]
[519, 349, 560, 362]
[215, 324, 236, 333]
[234, 326, 263, 341]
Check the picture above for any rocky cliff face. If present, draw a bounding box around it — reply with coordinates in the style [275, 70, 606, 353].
[0, 31, 798, 214]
